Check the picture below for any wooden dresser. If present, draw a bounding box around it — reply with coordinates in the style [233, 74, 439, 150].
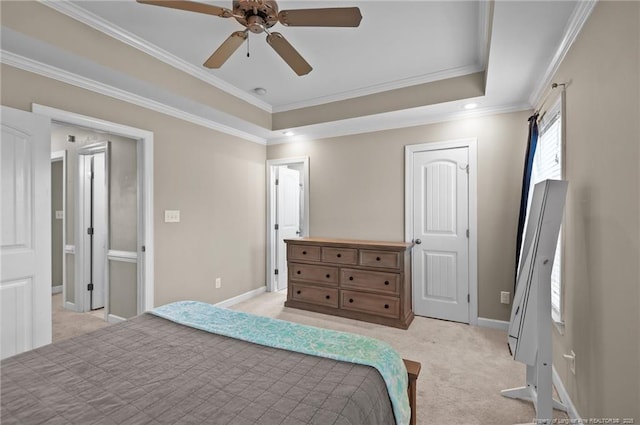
[284, 238, 414, 329]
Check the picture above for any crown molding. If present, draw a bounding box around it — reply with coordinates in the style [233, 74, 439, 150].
[272, 64, 484, 113]
[267, 101, 531, 145]
[529, 0, 597, 107]
[477, 0, 492, 72]
[39, 0, 273, 114]
[1, 48, 530, 148]
[1, 50, 267, 145]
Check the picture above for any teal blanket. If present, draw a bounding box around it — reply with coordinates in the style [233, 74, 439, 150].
[151, 301, 410, 425]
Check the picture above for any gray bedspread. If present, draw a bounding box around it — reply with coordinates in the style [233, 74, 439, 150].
[1, 313, 395, 425]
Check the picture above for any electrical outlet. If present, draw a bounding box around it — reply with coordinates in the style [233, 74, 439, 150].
[164, 210, 180, 223]
[500, 291, 510, 304]
[215, 278, 221, 289]
[55, 210, 64, 220]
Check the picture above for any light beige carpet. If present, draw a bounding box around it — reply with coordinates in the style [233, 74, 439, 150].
[51, 293, 111, 342]
[231, 291, 569, 425]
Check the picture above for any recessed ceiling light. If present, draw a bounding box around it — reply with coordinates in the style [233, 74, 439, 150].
[253, 87, 267, 96]
[463, 102, 479, 110]
[283, 131, 294, 137]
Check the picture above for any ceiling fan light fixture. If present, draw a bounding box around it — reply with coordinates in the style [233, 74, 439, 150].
[246, 15, 267, 33]
[137, 0, 362, 75]
[253, 87, 267, 95]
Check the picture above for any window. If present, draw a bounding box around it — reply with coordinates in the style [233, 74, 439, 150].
[528, 98, 564, 323]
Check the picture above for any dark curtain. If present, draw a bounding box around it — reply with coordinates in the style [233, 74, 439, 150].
[514, 113, 539, 289]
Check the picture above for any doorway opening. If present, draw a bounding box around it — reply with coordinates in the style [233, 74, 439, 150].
[34, 104, 154, 328]
[266, 157, 309, 293]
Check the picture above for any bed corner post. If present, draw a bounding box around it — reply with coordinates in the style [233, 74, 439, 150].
[403, 359, 421, 425]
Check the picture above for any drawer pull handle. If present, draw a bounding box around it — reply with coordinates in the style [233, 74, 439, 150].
[384, 304, 390, 309]
[349, 276, 354, 281]
[325, 274, 331, 279]
[297, 270, 301, 275]
[376, 256, 381, 261]
[296, 290, 301, 294]
[302, 251, 307, 255]
[349, 298, 354, 303]
[384, 281, 390, 285]
[325, 295, 331, 300]
[337, 253, 342, 258]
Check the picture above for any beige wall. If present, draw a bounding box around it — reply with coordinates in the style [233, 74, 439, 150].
[268, 110, 531, 321]
[105, 134, 138, 319]
[2, 64, 267, 308]
[109, 134, 138, 253]
[542, 1, 640, 419]
[51, 160, 63, 287]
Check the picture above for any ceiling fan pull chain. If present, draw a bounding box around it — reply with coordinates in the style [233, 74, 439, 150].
[247, 34, 251, 58]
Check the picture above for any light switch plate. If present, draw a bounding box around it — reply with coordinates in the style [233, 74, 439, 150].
[55, 210, 64, 220]
[500, 291, 510, 304]
[164, 210, 180, 223]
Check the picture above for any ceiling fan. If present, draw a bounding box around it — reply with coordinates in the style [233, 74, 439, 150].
[137, 0, 363, 76]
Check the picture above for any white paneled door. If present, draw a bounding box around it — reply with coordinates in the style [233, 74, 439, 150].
[1, 106, 51, 359]
[276, 166, 301, 291]
[412, 147, 469, 323]
[80, 151, 107, 310]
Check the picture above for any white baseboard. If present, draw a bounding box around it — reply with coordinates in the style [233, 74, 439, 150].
[64, 301, 78, 312]
[51, 285, 63, 294]
[107, 314, 127, 324]
[215, 286, 267, 308]
[552, 365, 581, 421]
[477, 317, 510, 331]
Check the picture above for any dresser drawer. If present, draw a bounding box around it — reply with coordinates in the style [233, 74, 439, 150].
[291, 284, 338, 308]
[322, 247, 357, 265]
[288, 244, 321, 262]
[290, 263, 339, 285]
[341, 290, 400, 319]
[359, 250, 400, 269]
[340, 268, 399, 294]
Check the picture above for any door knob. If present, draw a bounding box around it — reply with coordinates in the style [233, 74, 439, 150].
[414, 239, 422, 245]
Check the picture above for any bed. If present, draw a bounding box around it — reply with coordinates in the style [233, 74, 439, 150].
[1, 301, 420, 425]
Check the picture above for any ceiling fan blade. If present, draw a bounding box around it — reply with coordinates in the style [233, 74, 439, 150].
[278, 7, 362, 27]
[204, 31, 248, 68]
[266, 32, 312, 76]
[136, 1, 233, 18]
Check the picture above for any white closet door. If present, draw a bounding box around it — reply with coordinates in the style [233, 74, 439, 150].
[412, 147, 470, 323]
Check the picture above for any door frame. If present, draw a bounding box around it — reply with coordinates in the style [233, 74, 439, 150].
[266, 156, 309, 292]
[32, 104, 155, 315]
[404, 138, 478, 325]
[51, 150, 66, 305]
